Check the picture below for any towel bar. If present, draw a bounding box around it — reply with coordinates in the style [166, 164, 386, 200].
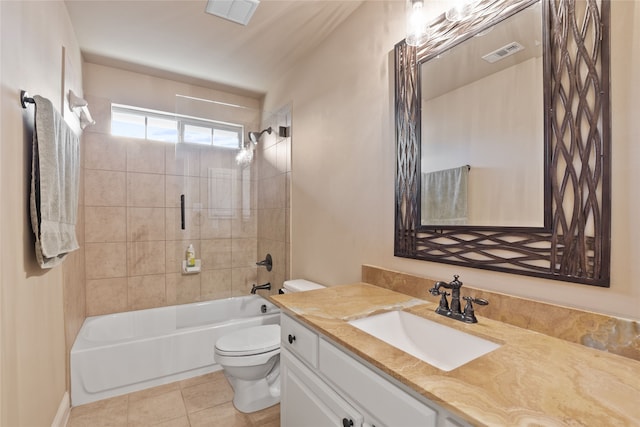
[20, 90, 35, 108]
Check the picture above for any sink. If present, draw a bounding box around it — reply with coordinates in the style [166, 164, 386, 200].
[348, 310, 500, 372]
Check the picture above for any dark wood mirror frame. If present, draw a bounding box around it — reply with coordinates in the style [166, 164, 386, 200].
[394, 0, 611, 286]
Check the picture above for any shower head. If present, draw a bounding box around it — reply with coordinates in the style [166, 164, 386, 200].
[248, 127, 272, 144]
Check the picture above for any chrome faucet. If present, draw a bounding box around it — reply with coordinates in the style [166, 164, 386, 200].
[251, 282, 271, 294]
[429, 275, 488, 323]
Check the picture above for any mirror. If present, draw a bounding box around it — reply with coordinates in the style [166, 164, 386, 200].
[420, 2, 544, 227]
[394, 0, 611, 286]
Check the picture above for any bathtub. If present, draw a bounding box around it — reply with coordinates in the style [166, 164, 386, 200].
[70, 295, 280, 406]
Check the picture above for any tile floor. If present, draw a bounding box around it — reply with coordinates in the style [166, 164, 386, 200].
[67, 371, 280, 427]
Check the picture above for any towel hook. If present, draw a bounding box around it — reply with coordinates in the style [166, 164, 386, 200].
[20, 90, 35, 109]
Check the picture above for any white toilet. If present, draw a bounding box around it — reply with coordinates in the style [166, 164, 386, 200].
[214, 279, 324, 413]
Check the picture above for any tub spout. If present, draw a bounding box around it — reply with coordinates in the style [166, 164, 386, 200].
[251, 282, 271, 294]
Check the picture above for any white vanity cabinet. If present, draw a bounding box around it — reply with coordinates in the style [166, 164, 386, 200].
[280, 313, 471, 427]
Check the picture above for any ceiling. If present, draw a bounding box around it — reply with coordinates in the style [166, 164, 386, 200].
[65, 0, 364, 97]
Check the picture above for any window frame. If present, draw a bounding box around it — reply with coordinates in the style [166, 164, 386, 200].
[111, 103, 245, 149]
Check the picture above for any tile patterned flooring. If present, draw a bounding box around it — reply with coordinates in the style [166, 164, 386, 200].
[67, 371, 280, 427]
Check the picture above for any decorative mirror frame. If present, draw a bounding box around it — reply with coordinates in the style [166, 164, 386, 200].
[394, 0, 611, 286]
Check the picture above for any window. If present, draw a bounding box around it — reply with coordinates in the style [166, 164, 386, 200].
[111, 104, 243, 149]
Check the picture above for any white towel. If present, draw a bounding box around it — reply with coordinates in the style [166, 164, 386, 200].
[421, 165, 469, 226]
[30, 95, 80, 268]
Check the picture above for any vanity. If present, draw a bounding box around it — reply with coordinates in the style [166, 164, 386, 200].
[271, 283, 640, 426]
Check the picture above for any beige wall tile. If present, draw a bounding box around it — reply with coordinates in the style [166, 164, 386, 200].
[166, 144, 201, 177]
[257, 208, 285, 241]
[166, 273, 201, 305]
[84, 132, 126, 171]
[85, 242, 127, 279]
[127, 140, 166, 174]
[198, 147, 235, 177]
[85, 206, 126, 243]
[128, 274, 166, 310]
[128, 241, 166, 276]
[231, 267, 257, 297]
[200, 215, 232, 239]
[258, 174, 286, 209]
[85, 169, 126, 206]
[201, 239, 232, 270]
[232, 238, 257, 268]
[166, 175, 200, 208]
[201, 269, 232, 300]
[165, 208, 201, 241]
[231, 210, 257, 238]
[127, 172, 165, 207]
[86, 278, 128, 316]
[127, 207, 165, 241]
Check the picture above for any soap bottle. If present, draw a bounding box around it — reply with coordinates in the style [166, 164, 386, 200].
[186, 244, 196, 268]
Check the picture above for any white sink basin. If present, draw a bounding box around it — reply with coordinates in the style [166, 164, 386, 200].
[348, 310, 500, 372]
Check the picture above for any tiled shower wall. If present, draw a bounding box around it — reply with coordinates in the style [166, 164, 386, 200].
[82, 97, 289, 316]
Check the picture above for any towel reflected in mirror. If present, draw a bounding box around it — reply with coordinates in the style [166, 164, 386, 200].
[421, 165, 469, 226]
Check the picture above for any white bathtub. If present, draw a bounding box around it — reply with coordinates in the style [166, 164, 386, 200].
[70, 295, 280, 406]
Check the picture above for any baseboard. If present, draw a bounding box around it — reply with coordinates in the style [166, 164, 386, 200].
[51, 391, 70, 427]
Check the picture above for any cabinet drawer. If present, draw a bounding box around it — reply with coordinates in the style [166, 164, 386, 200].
[281, 313, 319, 368]
[319, 338, 437, 427]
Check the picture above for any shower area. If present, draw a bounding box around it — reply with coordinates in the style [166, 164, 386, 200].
[81, 92, 291, 316]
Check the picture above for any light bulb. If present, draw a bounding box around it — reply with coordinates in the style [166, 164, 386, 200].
[406, 0, 429, 47]
[446, 0, 472, 22]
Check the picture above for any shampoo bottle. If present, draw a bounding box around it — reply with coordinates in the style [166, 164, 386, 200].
[186, 244, 196, 267]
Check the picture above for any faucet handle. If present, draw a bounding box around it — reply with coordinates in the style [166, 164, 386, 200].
[462, 296, 488, 323]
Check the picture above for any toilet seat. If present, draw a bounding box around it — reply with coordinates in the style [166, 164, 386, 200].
[215, 324, 280, 357]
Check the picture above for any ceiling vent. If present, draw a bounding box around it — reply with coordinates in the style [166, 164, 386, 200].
[205, 0, 260, 26]
[481, 41, 524, 63]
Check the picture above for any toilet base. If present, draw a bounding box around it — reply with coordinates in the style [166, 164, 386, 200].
[224, 363, 280, 413]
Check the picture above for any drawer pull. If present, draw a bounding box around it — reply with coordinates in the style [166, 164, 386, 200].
[342, 418, 354, 427]
[288, 334, 296, 344]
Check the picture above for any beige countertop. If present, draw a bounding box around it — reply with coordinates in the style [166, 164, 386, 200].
[271, 283, 640, 426]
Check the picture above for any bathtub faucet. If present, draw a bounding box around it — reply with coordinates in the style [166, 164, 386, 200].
[251, 282, 271, 294]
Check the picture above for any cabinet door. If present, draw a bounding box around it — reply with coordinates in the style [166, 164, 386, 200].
[319, 339, 438, 427]
[282, 349, 362, 427]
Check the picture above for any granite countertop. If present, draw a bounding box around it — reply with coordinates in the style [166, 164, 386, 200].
[271, 283, 640, 426]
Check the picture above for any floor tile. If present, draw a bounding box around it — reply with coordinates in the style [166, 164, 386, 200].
[182, 374, 234, 413]
[247, 403, 280, 426]
[68, 373, 279, 427]
[188, 402, 252, 427]
[128, 389, 187, 427]
[152, 415, 191, 427]
[67, 395, 128, 427]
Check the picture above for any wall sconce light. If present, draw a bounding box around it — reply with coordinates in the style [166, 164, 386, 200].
[406, 0, 430, 47]
[445, 0, 473, 22]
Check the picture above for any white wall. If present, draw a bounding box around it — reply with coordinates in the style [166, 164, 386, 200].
[264, 0, 640, 320]
[0, 1, 83, 425]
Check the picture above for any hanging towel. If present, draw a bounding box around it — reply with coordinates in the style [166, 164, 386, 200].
[421, 165, 469, 226]
[30, 95, 80, 268]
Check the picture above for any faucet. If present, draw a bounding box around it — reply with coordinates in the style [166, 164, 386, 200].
[428, 275, 488, 323]
[251, 282, 271, 294]
[256, 254, 273, 272]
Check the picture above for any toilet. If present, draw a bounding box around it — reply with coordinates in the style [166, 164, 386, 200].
[214, 279, 325, 413]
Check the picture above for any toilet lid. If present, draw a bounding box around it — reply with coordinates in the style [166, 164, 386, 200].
[215, 324, 280, 356]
